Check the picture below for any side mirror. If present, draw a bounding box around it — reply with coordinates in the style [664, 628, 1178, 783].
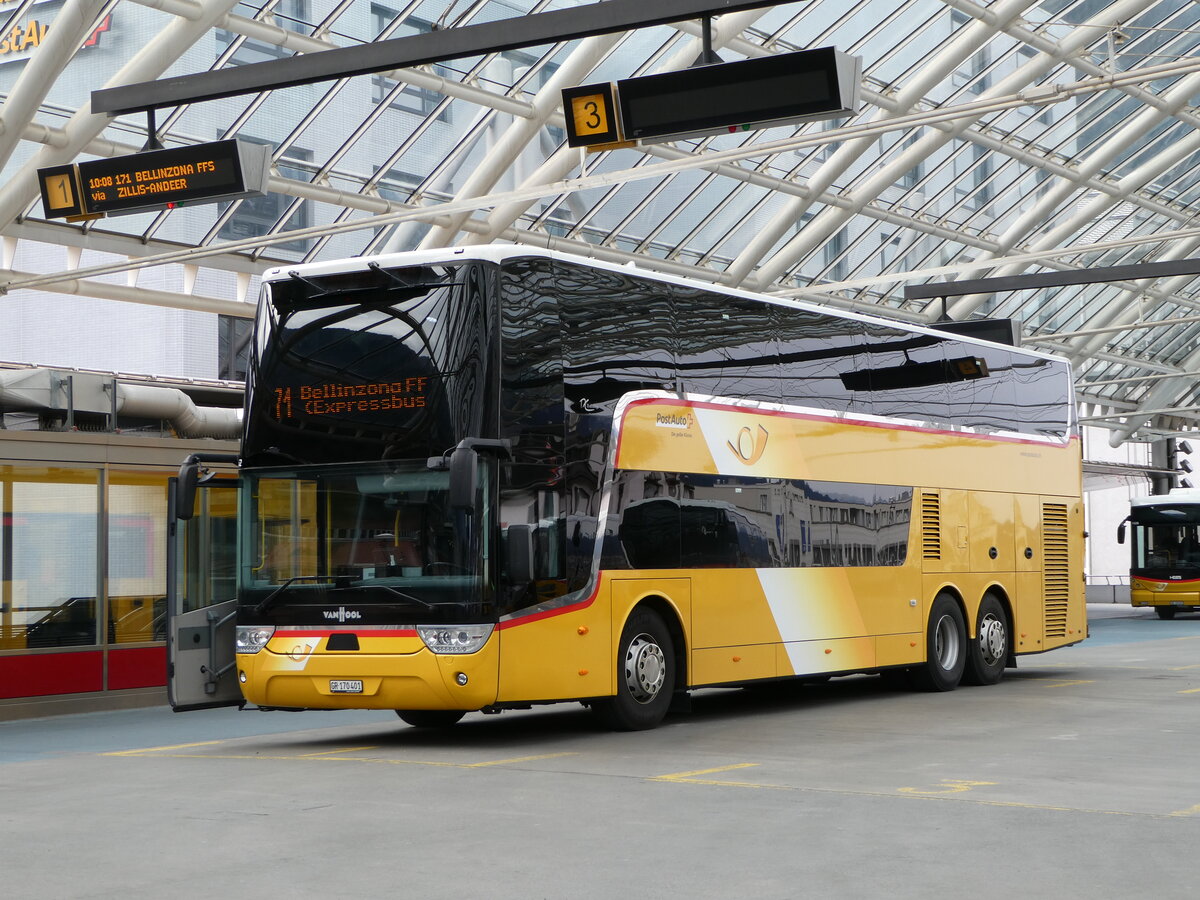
[505, 524, 535, 584]
[176, 460, 201, 521]
[448, 446, 479, 512]
[174, 452, 238, 520]
[1117, 519, 1127, 545]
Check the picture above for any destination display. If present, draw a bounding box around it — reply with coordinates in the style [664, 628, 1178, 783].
[272, 377, 432, 421]
[39, 139, 271, 219]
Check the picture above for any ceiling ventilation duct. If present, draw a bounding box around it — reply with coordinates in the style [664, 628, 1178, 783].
[0, 368, 241, 439]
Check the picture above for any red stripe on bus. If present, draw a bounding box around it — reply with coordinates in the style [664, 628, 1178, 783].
[498, 582, 602, 630]
[271, 628, 418, 638]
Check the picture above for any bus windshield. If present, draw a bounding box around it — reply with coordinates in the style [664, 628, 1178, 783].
[238, 461, 491, 622]
[1130, 507, 1200, 575]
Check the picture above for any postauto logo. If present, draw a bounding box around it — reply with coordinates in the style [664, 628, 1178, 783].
[654, 410, 695, 429]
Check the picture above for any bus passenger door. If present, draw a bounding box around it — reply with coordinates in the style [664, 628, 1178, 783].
[166, 477, 242, 711]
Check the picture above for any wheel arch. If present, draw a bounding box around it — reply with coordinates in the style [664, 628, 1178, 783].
[625, 594, 689, 692]
[979, 584, 1017, 668]
[978, 584, 1014, 630]
[929, 583, 967, 625]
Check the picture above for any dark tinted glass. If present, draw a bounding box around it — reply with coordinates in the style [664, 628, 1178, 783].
[775, 306, 870, 414]
[244, 262, 496, 465]
[606, 470, 910, 570]
[674, 291, 781, 404]
[1010, 354, 1072, 439]
[499, 258, 564, 458]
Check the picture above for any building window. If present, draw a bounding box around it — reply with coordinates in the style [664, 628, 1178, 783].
[217, 0, 310, 63]
[219, 144, 313, 255]
[370, 7, 450, 120]
[218, 315, 253, 381]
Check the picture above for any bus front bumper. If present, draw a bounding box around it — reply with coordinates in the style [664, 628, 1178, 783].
[1131, 583, 1200, 610]
[235, 638, 499, 711]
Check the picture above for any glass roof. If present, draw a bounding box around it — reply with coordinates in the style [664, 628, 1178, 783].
[2, 0, 1200, 446]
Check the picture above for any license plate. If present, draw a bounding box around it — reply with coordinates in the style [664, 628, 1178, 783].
[330, 680, 363, 693]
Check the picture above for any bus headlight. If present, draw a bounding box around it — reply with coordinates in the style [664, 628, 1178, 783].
[417, 624, 494, 655]
[236, 625, 275, 654]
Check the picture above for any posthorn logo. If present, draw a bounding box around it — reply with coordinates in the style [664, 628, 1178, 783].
[322, 606, 362, 623]
[728, 424, 769, 465]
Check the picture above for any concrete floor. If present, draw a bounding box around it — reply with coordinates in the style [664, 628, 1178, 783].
[3, 604, 1198, 900]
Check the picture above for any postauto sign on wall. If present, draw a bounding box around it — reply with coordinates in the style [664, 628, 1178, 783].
[0, 0, 112, 65]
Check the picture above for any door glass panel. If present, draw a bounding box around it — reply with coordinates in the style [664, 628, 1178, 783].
[175, 481, 238, 614]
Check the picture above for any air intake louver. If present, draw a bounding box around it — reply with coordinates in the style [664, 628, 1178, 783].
[921, 492, 940, 560]
[1043, 503, 1070, 638]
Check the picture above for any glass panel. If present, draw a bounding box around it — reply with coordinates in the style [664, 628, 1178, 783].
[605, 469, 910, 570]
[175, 482, 239, 616]
[239, 461, 490, 623]
[1132, 523, 1200, 575]
[0, 467, 99, 650]
[107, 474, 168, 644]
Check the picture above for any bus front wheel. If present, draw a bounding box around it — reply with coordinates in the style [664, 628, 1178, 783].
[592, 607, 676, 731]
[963, 593, 1008, 686]
[911, 593, 966, 692]
[395, 709, 465, 728]
[1156, 606, 1178, 620]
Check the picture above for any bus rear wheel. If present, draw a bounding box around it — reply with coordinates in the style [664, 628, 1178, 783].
[963, 593, 1008, 686]
[911, 593, 966, 692]
[395, 710, 465, 728]
[592, 607, 676, 731]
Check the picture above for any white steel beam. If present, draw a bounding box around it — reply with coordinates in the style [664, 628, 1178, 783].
[742, 0, 1153, 293]
[0, 0, 109, 170]
[0, 268, 252, 317]
[721, 0, 1040, 288]
[418, 32, 621, 249]
[945, 70, 1200, 321]
[0, 0, 241, 231]
[462, 8, 767, 247]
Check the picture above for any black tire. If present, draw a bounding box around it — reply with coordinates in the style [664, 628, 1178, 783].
[911, 592, 966, 692]
[1156, 606, 1178, 620]
[592, 607, 676, 731]
[395, 709, 466, 728]
[962, 593, 1009, 686]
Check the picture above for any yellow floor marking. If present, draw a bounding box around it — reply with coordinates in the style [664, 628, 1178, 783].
[649, 766, 1183, 817]
[102, 745, 576, 769]
[1042, 679, 1095, 688]
[297, 746, 380, 757]
[1177, 687, 1200, 694]
[104, 740, 225, 756]
[898, 779, 997, 795]
[1170, 664, 1200, 671]
[651, 763, 767, 788]
[465, 752, 578, 767]
[1169, 804, 1200, 817]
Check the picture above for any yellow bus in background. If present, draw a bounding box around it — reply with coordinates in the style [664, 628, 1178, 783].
[168, 247, 1085, 730]
[1120, 487, 1200, 619]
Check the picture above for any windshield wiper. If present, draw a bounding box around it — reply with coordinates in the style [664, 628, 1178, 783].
[343, 581, 436, 610]
[254, 575, 339, 615]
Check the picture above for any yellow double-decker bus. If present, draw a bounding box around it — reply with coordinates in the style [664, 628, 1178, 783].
[1120, 487, 1200, 619]
[168, 247, 1085, 730]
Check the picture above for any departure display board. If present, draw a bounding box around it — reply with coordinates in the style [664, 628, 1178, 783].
[618, 48, 859, 142]
[39, 140, 271, 218]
